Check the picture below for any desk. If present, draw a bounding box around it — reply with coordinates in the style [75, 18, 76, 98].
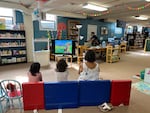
[86, 47, 106, 52]
[55, 55, 72, 67]
[85, 47, 107, 61]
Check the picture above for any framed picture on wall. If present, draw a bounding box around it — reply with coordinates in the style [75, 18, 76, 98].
[101, 27, 108, 35]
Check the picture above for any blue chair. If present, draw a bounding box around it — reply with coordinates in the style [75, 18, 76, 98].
[0, 80, 22, 112]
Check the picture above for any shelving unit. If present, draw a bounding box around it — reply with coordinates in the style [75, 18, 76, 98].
[68, 20, 80, 41]
[0, 30, 27, 65]
[127, 33, 144, 49]
[134, 33, 144, 48]
[106, 46, 120, 63]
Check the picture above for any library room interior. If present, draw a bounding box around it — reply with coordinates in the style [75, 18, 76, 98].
[1, 0, 150, 113]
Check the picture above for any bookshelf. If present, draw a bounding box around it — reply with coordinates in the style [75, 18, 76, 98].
[68, 20, 80, 41]
[0, 30, 27, 65]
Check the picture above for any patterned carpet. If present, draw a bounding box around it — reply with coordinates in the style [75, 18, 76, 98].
[132, 81, 150, 95]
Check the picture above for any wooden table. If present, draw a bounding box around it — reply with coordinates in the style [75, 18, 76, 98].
[86, 47, 106, 52]
[85, 47, 107, 61]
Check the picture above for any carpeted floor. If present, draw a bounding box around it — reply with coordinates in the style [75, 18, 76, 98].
[1, 50, 150, 113]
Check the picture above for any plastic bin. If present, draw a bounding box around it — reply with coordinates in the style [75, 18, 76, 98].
[140, 70, 145, 80]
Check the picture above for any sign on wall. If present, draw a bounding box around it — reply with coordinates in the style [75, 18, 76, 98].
[101, 26, 108, 35]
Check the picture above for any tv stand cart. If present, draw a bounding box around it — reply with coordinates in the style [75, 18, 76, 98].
[55, 55, 72, 67]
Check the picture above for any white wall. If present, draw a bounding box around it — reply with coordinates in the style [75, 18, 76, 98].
[24, 14, 34, 62]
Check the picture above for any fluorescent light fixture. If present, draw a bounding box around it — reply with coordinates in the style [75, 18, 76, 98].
[83, 3, 108, 12]
[134, 15, 148, 20]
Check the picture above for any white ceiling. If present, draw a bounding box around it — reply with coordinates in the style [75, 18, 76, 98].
[0, 0, 150, 26]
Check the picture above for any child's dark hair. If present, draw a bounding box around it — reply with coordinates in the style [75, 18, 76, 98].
[85, 50, 96, 62]
[29, 62, 41, 76]
[6, 83, 16, 92]
[56, 59, 68, 72]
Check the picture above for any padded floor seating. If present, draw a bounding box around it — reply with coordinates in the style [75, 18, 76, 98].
[110, 80, 131, 106]
[22, 82, 44, 110]
[44, 81, 79, 109]
[79, 80, 111, 106]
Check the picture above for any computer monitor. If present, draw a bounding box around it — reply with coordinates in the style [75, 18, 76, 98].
[108, 38, 114, 42]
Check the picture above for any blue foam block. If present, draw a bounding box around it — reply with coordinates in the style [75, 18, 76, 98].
[79, 80, 111, 106]
[44, 81, 79, 110]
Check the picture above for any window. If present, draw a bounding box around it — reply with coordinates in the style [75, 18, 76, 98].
[0, 7, 13, 16]
[39, 13, 57, 31]
[0, 7, 13, 29]
[46, 14, 56, 21]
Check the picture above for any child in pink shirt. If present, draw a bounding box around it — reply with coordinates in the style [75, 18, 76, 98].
[27, 62, 42, 82]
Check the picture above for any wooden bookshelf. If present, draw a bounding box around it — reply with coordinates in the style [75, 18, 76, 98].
[68, 20, 80, 41]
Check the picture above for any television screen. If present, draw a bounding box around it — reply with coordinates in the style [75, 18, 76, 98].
[52, 40, 74, 55]
[116, 20, 126, 28]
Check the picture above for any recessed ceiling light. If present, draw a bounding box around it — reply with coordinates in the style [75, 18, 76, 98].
[83, 3, 108, 12]
[133, 15, 148, 20]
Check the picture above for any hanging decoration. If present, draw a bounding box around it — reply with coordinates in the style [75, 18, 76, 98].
[80, 10, 110, 17]
[33, 0, 48, 20]
[80, 2, 150, 17]
[127, 3, 150, 11]
[36, 0, 48, 10]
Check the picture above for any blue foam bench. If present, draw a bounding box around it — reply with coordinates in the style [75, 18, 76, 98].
[79, 80, 111, 106]
[44, 81, 79, 110]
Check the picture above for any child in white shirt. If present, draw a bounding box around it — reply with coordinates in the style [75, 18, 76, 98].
[55, 59, 68, 81]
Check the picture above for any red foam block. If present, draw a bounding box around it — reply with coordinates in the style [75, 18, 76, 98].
[22, 82, 44, 110]
[110, 80, 132, 106]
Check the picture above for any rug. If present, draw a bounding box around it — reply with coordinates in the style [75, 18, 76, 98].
[132, 81, 150, 95]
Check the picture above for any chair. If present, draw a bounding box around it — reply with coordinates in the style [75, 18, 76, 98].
[0, 85, 8, 113]
[0, 80, 22, 112]
[77, 45, 87, 65]
[120, 42, 127, 53]
[106, 45, 120, 63]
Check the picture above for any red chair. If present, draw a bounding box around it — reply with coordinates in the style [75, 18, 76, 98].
[22, 82, 44, 110]
[110, 80, 132, 106]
